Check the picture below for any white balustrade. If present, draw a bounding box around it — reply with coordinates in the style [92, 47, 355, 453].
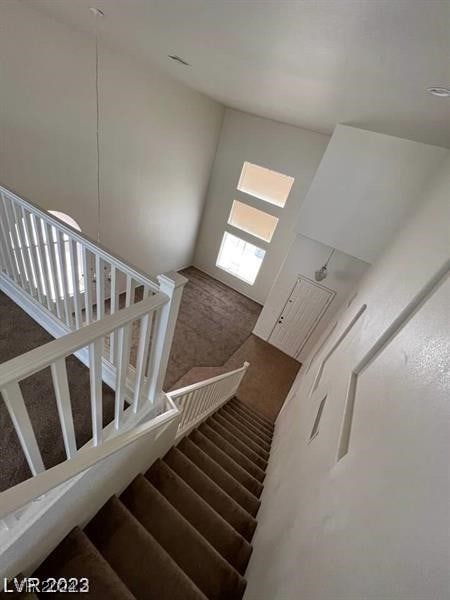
[168, 362, 250, 438]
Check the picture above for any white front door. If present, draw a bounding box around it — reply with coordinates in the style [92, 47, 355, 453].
[269, 277, 333, 359]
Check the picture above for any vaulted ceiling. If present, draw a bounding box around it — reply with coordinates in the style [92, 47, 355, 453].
[27, 0, 450, 147]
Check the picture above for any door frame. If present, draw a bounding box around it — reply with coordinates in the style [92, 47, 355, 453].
[269, 274, 336, 359]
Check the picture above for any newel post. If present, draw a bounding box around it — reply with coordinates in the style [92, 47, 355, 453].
[147, 271, 187, 404]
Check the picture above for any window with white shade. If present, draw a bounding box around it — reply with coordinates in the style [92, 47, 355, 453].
[228, 200, 279, 242]
[237, 161, 294, 207]
[216, 232, 265, 285]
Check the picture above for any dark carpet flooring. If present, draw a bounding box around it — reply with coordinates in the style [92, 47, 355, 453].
[165, 267, 262, 390]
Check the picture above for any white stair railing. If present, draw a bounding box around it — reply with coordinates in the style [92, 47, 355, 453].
[0, 183, 159, 348]
[0, 294, 181, 520]
[168, 362, 250, 438]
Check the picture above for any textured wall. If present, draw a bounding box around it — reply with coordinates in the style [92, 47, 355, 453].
[0, 1, 224, 277]
[245, 156, 450, 599]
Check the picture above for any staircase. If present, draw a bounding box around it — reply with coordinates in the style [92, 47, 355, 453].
[25, 398, 274, 599]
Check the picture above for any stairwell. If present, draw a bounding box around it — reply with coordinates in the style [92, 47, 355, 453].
[17, 397, 274, 599]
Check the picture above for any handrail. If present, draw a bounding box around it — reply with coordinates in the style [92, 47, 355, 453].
[0, 183, 159, 292]
[168, 362, 250, 437]
[0, 294, 167, 387]
[169, 362, 250, 398]
[0, 402, 179, 521]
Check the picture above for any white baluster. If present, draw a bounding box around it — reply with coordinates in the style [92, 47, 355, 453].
[0, 197, 14, 278]
[82, 247, 93, 324]
[3, 198, 27, 289]
[88, 338, 103, 446]
[68, 239, 82, 329]
[114, 323, 131, 430]
[45, 222, 63, 320]
[56, 231, 73, 328]
[109, 265, 119, 364]
[35, 218, 54, 312]
[22, 209, 44, 304]
[50, 358, 77, 459]
[95, 255, 105, 321]
[1, 382, 45, 475]
[132, 313, 153, 413]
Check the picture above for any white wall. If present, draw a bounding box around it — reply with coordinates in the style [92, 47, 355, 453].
[245, 155, 450, 599]
[194, 109, 330, 304]
[253, 233, 369, 362]
[0, 1, 224, 277]
[297, 124, 448, 263]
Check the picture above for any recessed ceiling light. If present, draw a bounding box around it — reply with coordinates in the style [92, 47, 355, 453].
[169, 55, 190, 66]
[427, 87, 450, 97]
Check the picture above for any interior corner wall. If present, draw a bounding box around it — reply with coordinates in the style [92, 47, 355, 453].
[253, 233, 370, 361]
[244, 155, 450, 600]
[193, 108, 330, 304]
[0, 1, 224, 278]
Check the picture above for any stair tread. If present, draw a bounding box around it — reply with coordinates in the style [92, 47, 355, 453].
[178, 438, 261, 517]
[121, 475, 246, 600]
[85, 496, 206, 600]
[34, 527, 134, 600]
[212, 413, 270, 460]
[221, 405, 272, 446]
[228, 405, 274, 438]
[146, 459, 252, 575]
[198, 422, 265, 483]
[231, 398, 274, 430]
[207, 416, 268, 470]
[164, 448, 257, 542]
[190, 429, 263, 497]
[217, 408, 272, 451]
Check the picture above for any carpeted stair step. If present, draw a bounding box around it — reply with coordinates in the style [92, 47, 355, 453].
[85, 496, 206, 600]
[120, 475, 246, 600]
[189, 429, 263, 498]
[222, 402, 273, 442]
[146, 459, 252, 575]
[218, 408, 272, 451]
[177, 438, 261, 517]
[210, 413, 270, 462]
[198, 422, 266, 483]
[232, 396, 274, 426]
[34, 527, 134, 599]
[227, 405, 274, 440]
[230, 398, 274, 433]
[221, 405, 273, 446]
[207, 417, 268, 471]
[164, 447, 257, 542]
[231, 397, 274, 427]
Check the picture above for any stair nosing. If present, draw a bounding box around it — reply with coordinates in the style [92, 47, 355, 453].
[190, 429, 263, 497]
[210, 414, 270, 462]
[178, 438, 261, 517]
[198, 422, 266, 483]
[218, 409, 272, 451]
[163, 448, 257, 542]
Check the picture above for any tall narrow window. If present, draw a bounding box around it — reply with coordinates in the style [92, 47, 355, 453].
[228, 200, 279, 242]
[216, 232, 265, 285]
[237, 162, 294, 207]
